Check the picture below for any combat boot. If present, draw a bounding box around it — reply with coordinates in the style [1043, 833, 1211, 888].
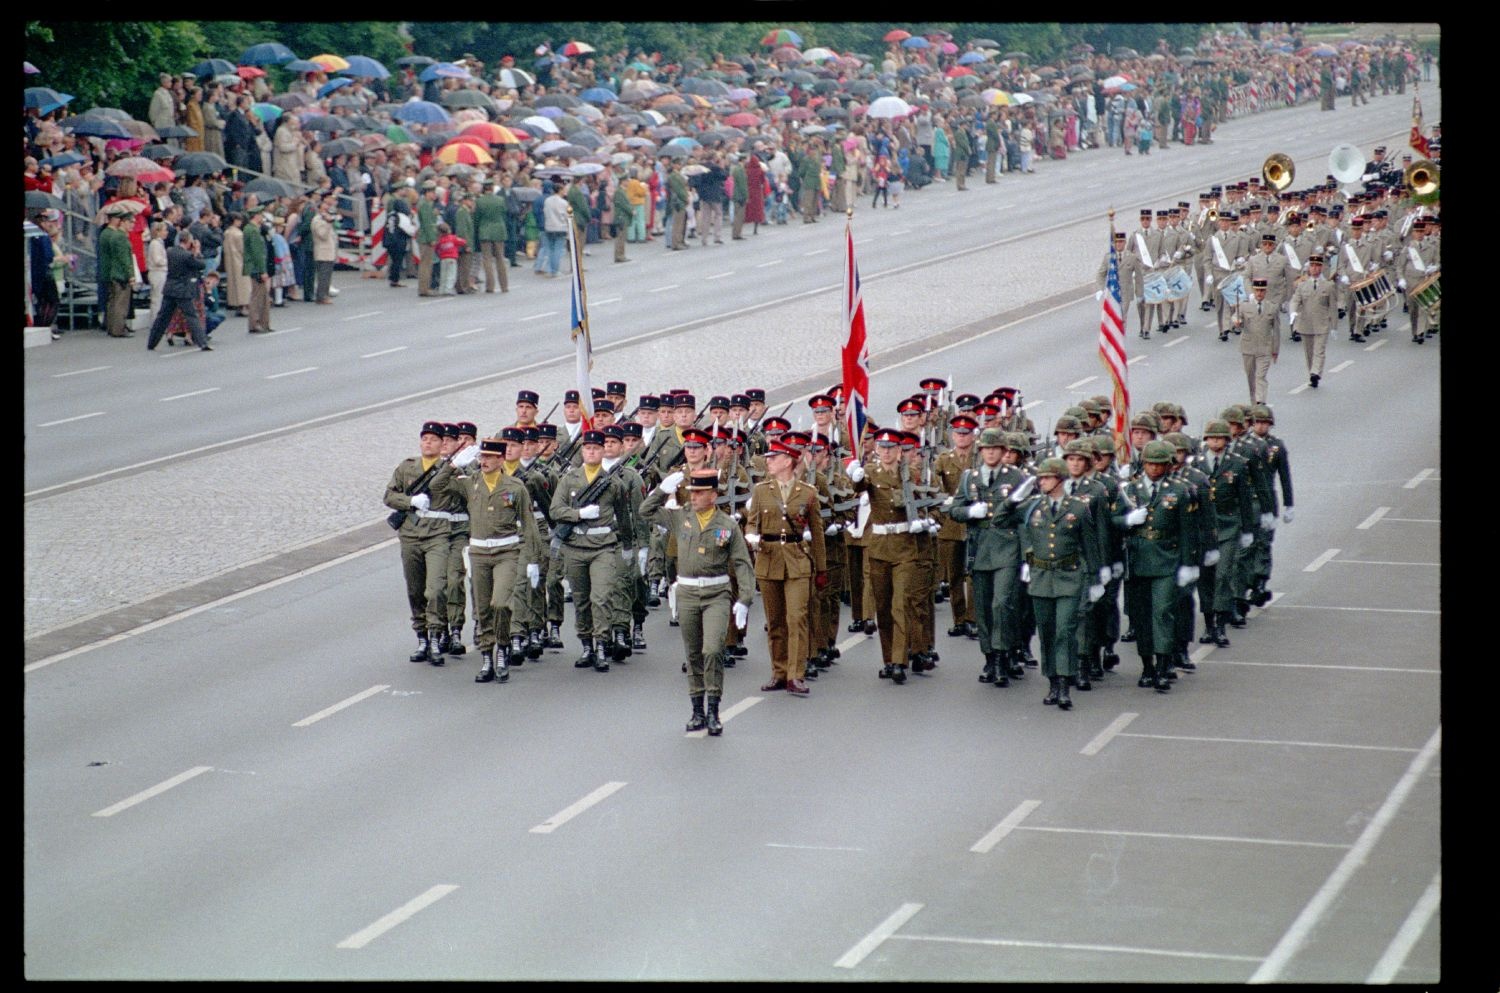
[545, 622, 565, 649]
[447, 626, 466, 656]
[409, 631, 432, 663]
[1075, 661, 1092, 692]
[891, 664, 907, 685]
[1154, 654, 1174, 692]
[1044, 676, 1060, 705]
[526, 630, 544, 660]
[705, 696, 723, 736]
[510, 634, 527, 666]
[1057, 677, 1073, 710]
[1176, 649, 1197, 672]
[495, 645, 511, 683]
[574, 640, 597, 668]
[612, 627, 632, 659]
[1213, 612, 1232, 646]
[1008, 649, 1027, 678]
[878, 664, 894, 680]
[685, 695, 707, 732]
[979, 653, 997, 683]
[474, 647, 495, 683]
[1199, 611, 1218, 643]
[1228, 599, 1249, 627]
[1102, 647, 1120, 671]
[1138, 658, 1156, 688]
[427, 629, 447, 665]
[632, 622, 647, 651]
[593, 638, 612, 672]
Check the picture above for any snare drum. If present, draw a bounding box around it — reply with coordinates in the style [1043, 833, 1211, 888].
[1411, 271, 1441, 311]
[1165, 265, 1192, 301]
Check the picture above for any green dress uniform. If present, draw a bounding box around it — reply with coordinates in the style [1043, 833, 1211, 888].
[549, 462, 635, 667]
[473, 191, 509, 293]
[383, 456, 457, 659]
[98, 224, 135, 337]
[456, 467, 544, 680]
[948, 463, 1030, 681]
[1114, 472, 1199, 689]
[640, 425, 684, 588]
[1168, 456, 1218, 659]
[1249, 428, 1293, 602]
[1194, 443, 1255, 641]
[743, 475, 827, 688]
[606, 459, 650, 645]
[505, 458, 555, 655]
[639, 485, 755, 717]
[242, 220, 272, 332]
[1228, 425, 1275, 618]
[416, 196, 438, 295]
[1018, 488, 1103, 699]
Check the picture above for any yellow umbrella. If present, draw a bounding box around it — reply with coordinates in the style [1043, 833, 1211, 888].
[311, 54, 351, 72]
[988, 90, 1011, 106]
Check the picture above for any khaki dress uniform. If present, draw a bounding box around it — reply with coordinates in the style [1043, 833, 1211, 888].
[817, 461, 856, 657]
[549, 463, 635, 654]
[1232, 295, 1280, 404]
[439, 460, 473, 651]
[1399, 236, 1440, 340]
[743, 476, 827, 687]
[383, 457, 457, 653]
[1289, 268, 1338, 378]
[933, 447, 977, 632]
[1207, 224, 1251, 334]
[853, 463, 924, 677]
[457, 468, 544, 664]
[1244, 248, 1290, 312]
[506, 460, 555, 652]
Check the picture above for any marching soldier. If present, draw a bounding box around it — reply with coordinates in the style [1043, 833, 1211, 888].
[1164, 431, 1217, 671]
[1289, 253, 1338, 387]
[383, 421, 458, 664]
[437, 421, 479, 658]
[455, 432, 544, 683]
[935, 415, 979, 639]
[640, 467, 756, 735]
[743, 434, 828, 696]
[549, 429, 636, 672]
[1247, 405, 1294, 607]
[1208, 209, 1250, 339]
[902, 431, 940, 672]
[1244, 233, 1290, 316]
[602, 426, 650, 653]
[1017, 458, 1105, 710]
[1128, 208, 1163, 338]
[1398, 217, 1440, 343]
[813, 436, 855, 667]
[1059, 438, 1113, 690]
[1113, 440, 1200, 693]
[1223, 405, 1276, 627]
[1231, 278, 1280, 404]
[1196, 420, 1256, 647]
[506, 425, 554, 661]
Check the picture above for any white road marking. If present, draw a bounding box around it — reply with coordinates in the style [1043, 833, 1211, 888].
[1366, 870, 1441, 983]
[37, 411, 106, 428]
[1383, 517, 1438, 524]
[1163, 335, 1190, 347]
[1200, 659, 1437, 674]
[1067, 376, 1097, 389]
[970, 800, 1042, 853]
[92, 765, 213, 818]
[593, 296, 621, 305]
[994, 204, 1013, 210]
[1127, 355, 1145, 365]
[766, 843, 865, 852]
[293, 685, 389, 727]
[1190, 645, 1214, 663]
[1272, 605, 1439, 615]
[834, 902, 924, 969]
[1303, 548, 1340, 572]
[705, 271, 734, 280]
[756, 259, 784, 268]
[887, 934, 1261, 964]
[159, 387, 221, 402]
[1080, 713, 1138, 756]
[336, 884, 459, 950]
[1250, 727, 1441, 983]
[685, 696, 762, 738]
[1329, 359, 1354, 373]
[269, 326, 303, 334]
[266, 367, 317, 380]
[360, 346, 407, 359]
[416, 296, 452, 306]
[341, 310, 382, 321]
[1402, 468, 1435, 489]
[802, 249, 828, 256]
[892, 228, 911, 234]
[1288, 383, 1311, 395]
[854, 238, 871, 245]
[520, 311, 558, 322]
[529, 781, 627, 834]
[1356, 507, 1390, 529]
[1017, 825, 1348, 849]
[52, 365, 111, 378]
[836, 633, 870, 653]
[1331, 559, 1439, 567]
[1118, 733, 1419, 753]
[1364, 338, 1388, 352]
[445, 327, 484, 338]
[648, 284, 679, 293]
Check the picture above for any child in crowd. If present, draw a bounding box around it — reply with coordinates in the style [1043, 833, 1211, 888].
[434, 221, 466, 295]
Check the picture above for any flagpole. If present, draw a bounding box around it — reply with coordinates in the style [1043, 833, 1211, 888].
[567, 205, 593, 432]
[1106, 207, 1132, 464]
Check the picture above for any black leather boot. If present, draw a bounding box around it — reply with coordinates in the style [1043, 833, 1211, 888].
[574, 640, 597, 668]
[510, 634, 527, 666]
[804, 659, 819, 679]
[632, 622, 647, 651]
[1122, 625, 1137, 643]
[613, 627, 632, 659]
[1044, 676, 1060, 705]
[495, 645, 510, 682]
[427, 629, 447, 665]
[475, 647, 495, 682]
[1229, 600, 1248, 627]
[1213, 612, 1232, 646]
[993, 653, 1010, 688]
[545, 622, 565, 648]
[1138, 658, 1156, 688]
[705, 696, 723, 736]
[527, 630, 544, 660]
[409, 632, 432, 663]
[685, 695, 707, 732]
[891, 664, 907, 685]
[1057, 677, 1073, 710]
[1020, 646, 1037, 667]
[593, 638, 611, 672]
[1154, 654, 1173, 692]
[848, 618, 865, 633]
[826, 643, 841, 661]
[1007, 649, 1026, 678]
[1102, 647, 1119, 670]
[979, 653, 997, 683]
[878, 663, 894, 679]
[1075, 661, 1092, 691]
[1199, 612, 1218, 643]
[1176, 649, 1197, 672]
[447, 626, 466, 656]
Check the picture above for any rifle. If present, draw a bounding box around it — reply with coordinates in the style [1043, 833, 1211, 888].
[543, 428, 586, 471]
[549, 458, 634, 552]
[386, 457, 449, 530]
[538, 400, 560, 425]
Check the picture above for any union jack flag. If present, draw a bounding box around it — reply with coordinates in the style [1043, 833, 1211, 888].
[1098, 238, 1130, 458]
[840, 219, 869, 458]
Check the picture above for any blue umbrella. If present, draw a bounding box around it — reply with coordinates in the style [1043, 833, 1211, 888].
[667, 136, 700, 149]
[62, 116, 130, 138]
[534, 54, 569, 69]
[393, 100, 451, 124]
[338, 55, 390, 79]
[24, 86, 72, 111]
[579, 87, 617, 105]
[41, 151, 86, 167]
[897, 65, 930, 78]
[537, 105, 565, 119]
[189, 58, 236, 79]
[957, 51, 988, 65]
[901, 37, 930, 49]
[240, 42, 298, 66]
[419, 62, 471, 82]
[317, 77, 354, 97]
[283, 59, 325, 74]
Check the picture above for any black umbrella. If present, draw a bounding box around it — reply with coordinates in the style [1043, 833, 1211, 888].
[396, 55, 437, 67]
[189, 58, 237, 79]
[25, 190, 65, 210]
[1066, 63, 1091, 75]
[301, 114, 345, 133]
[243, 176, 299, 198]
[897, 65, 930, 79]
[174, 152, 229, 176]
[535, 93, 581, 109]
[156, 124, 198, 139]
[813, 79, 840, 94]
[441, 90, 497, 110]
[846, 80, 878, 96]
[140, 143, 176, 160]
[782, 70, 816, 85]
[653, 101, 693, 116]
[322, 137, 365, 157]
[680, 77, 729, 96]
[63, 116, 130, 139]
[269, 93, 313, 110]
[565, 129, 605, 148]
[817, 105, 848, 119]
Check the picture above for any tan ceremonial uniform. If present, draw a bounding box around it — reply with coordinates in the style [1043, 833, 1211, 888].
[853, 462, 922, 668]
[1289, 270, 1338, 377]
[933, 447, 976, 630]
[1233, 296, 1281, 403]
[743, 476, 827, 684]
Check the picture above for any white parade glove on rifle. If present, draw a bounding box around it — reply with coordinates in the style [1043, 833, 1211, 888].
[745, 533, 761, 549]
[1020, 562, 1031, 583]
[1009, 476, 1035, 502]
[967, 503, 989, 520]
[845, 461, 865, 483]
[526, 563, 540, 588]
[578, 504, 600, 520]
[410, 493, 430, 511]
[732, 601, 749, 630]
[637, 548, 648, 575]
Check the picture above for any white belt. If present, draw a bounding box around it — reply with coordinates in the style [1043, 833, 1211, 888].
[470, 535, 520, 549]
[580, 526, 614, 536]
[676, 574, 730, 588]
[872, 522, 911, 535]
[415, 509, 456, 521]
[533, 510, 548, 521]
[449, 513, 469, 522]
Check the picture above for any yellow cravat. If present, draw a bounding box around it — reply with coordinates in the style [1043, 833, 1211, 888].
[583, 464, 601, 484]
[420, 456, 439, 472]
[695, 509, 716, 530]
[482, 470, 502, 492]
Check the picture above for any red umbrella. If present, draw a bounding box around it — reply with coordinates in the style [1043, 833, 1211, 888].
[884, 29, 911, 43]
[135, 167, 175, 185]
[945, 65, 976, 78]
[780, 107, 814, 121]
[723, 112, 761, 128]
[940, 41, 959, 55]
[447, 133, 489, 148]
[236, 65, 267, 79]
[771, 46, 802, 62]
[107, 156, 167, 178]
[435, 142, 493, 165]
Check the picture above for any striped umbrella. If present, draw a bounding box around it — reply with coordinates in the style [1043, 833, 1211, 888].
[435, 142, 493, 166]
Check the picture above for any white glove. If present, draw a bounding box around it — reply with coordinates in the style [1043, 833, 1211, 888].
[1282, 507, 1294, 524]
[825, 522, 841, 535]
[1173, 249, 1184, 260]
[658, 470, 684, 493]
[1382, 249, 1393, 262]
[1234, 255, 1246, 266]
[1111, 561, 1124, 580]
[1396, 279, 1406, 291]
[1288, 311, 1298, 326]
[664, 497, 680, 510]
[1088, 583, 1105, 603]
[410, 493, 430, 511]
[802, 528, 812, 542]
[1238, 532, 1254, 549]
[1099, 566, 1111, 585]
[845, 461, 865, 483]
[637, 548, 648, 575]
[1204, 548, 1221, 566]
[621, 548, 632, 563]
[1009, 476, 1035, 502]
[578, 504, 600, 520]
[1424, 265, 1436, 276]
[1176, 565, 1199, 588]
[1095, 289, 1103, 301]
[1157, 254, 1170, 267]
[745, 533, 761, 549]
[1116, 463, 1133, 480]
[967, 502, 988, 520]
[1262, 512, 1278, 531]
[1338, 274, 1349, 285]
[1125, 507, 1148, 527]
[732, 601, 749, 630]
[526, 563, 540, 588]
[1020, 562, 1031, 583]
[452, 444, 479, 468]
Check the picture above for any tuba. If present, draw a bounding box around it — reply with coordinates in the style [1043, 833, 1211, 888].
[1405, 159, 1439, 199]
[1328, 143, 1365, 185]
[1262, 153, 1294, 191]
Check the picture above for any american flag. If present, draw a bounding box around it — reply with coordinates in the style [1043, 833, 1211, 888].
[840, 218, 869, 458]
[566, 210, 593, 431]
[1097, 237, 1130, 458]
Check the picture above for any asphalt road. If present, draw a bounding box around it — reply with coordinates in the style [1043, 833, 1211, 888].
[24, 86, 1430, 495]
[25, 253, 1441, 978]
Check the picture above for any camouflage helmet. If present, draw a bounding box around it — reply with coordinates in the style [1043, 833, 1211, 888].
[1079, 398, 1102, 417]
[1150, 400, 1175, 417]
[1035, 457, 1066, 478]
[1005, 431, 1032, 451]
[1142, 440, 1176, 464]
[1129, 411, 1161, 434]
[1202, 420, 1233, 439]
[1163, 431, 1193, 451]
[1249, 404, 1275, 424]
[1053, 415, 1083, 435]
[1220, 405, 1247, 425]
[1092, 435, 1117, 456]
[1089, 394, 1112, 411]
[977, 427, 1006, 448]
[1063, 438, 1094, 458]
[1063, 404, 1089, 422]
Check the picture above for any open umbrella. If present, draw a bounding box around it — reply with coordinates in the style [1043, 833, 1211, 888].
[236, 66, 267, 80]
[359, 133, 391, 152]
[681, 77, 730, 96]
[985, 90, 1011, 106]
[897, 65, 930, 79]
[761, 28, 803, 47]
[299, 113, 343, 132]
[244, 176, 299, 198]
[441, 90, 497, 111]
[817, 105, 848, 119]
[24, 87, 72, 111]
[1002, 51, 1030, 62]
[624, 136, 657, 149]
[565, 129, 605, 149]
[971, 38, 1000, 48]
[121, 120, 159, 141]
[1010, 92, 1034, 104]
[771, 45, 803, 62]
[958, 51, 988, 65]
[189, 58, 236, 79]
[107, 156, 167, 178]
[901, 37, 930, 49]
[24, 61, 39, 74]
[140, 143, 175, 160]
[520, 115, 560, 135]
[40, 151, 86, 168]
[329, 95, 362, 110]
[723, 111, 761, 128]
[496, 67, 535, 89]
[561, 41, 595, 57]
[1101, 75, 1130, 89]
[436, 142, 493, 166]
[282, 59, 325, 74]
[266, 93, 312, 110]
[779, 106, 815, 121]
[420, 62, 472, 82]
[579, 87, 617, 105]
[801, 47, 836, 62]
[321, 137, 365, 157]
[394, 100, 452, 124]
[884, 29, 912, 42]
[174, 151, 229, 176]
[536, 93, 582, 110]
[462, 121, 521, 145]
[339, 55, 390, 78]
[866, 95, 912, 119]
[155, 124, 198, 140]
[569, 162, 604, 176]
[311, 54, 350, 72]
[657, 144, 690, 159]
[240, 42, 297, 66]
[395, 55, 436, 67]
[945, 65, 976, 78]
[317, 77, 354, 98]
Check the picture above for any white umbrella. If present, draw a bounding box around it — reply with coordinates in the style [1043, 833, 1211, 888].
[866, 95, 913, 119]
[641, 109, 666, 125]
[521, 115, 560, 134]
[497, 68, 535, 89]
[1102, 75, 1129, 89]
[801, 47, 837, 62]
[1010, 93, 1034, 104]
[570, 162, 605, 176]
[610, 151, 634, 165]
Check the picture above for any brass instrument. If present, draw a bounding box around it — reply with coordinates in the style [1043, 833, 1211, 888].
[1405, 159, 1439, 198]
[1262, 152, 1294, 192]
[1328, 143, 1365, 185]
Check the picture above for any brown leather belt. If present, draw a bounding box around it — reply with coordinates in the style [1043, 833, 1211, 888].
[1026, 552, 1079, 571]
